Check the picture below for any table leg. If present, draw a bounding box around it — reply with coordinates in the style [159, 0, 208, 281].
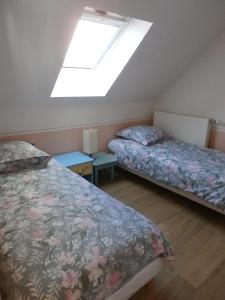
[110, 166, 114, 182]
[90, 165, 93, 183]
[94, 168, 99, 185]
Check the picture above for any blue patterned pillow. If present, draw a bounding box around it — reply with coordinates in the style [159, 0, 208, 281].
[116, 125, 164, 146]
[0, 141, 52, 173]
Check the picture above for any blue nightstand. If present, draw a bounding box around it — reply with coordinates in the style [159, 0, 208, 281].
[54, 151, 94, 183]
[91, 152, 118, 185]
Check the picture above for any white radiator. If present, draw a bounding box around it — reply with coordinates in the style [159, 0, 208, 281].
[153, 111, 210, 147]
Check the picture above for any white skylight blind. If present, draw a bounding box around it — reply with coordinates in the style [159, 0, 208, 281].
[63, 12, 127, 69]
[51, 7, 153, 98]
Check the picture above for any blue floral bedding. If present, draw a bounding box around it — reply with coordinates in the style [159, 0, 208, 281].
[0, 160, 173, 300]
[116, 125, 163, 145]
[108, 138, 225, 212]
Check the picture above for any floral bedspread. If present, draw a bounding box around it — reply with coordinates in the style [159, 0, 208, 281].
[108, 138, 225, 212]
[0, 160, 173, 300]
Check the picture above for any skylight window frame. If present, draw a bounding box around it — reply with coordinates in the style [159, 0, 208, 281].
[62, 11, 129, 70]
[51, 7, 153, 98]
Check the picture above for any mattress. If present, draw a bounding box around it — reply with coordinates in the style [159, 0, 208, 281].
[0, 159, 173, 300]
[108, 137, 225, 212]
[0, 258, 163, 300]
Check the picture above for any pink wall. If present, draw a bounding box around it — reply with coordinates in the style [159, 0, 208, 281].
[0, 117, 224, 153]
[0, 118, 151, 155]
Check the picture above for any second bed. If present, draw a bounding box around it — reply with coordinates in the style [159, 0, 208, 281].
[108, 136, 225, 215]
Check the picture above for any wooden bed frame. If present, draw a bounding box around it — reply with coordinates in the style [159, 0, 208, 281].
[120, 165, 225, 216]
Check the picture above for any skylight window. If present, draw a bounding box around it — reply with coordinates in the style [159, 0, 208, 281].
[51, 7, 152, 98]
[63, 14, 127, 69]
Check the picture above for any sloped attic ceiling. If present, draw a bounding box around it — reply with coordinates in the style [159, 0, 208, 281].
[0, 0, 225, 109]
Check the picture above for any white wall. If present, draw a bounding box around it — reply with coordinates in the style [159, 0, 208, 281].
[156, 30, 225, 124]
[1, 0, 225, 135]
[0, 101, 153, 134]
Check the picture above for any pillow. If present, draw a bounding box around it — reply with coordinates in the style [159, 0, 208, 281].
[0, 141, 52, 173]
[116, 125, 164, 146]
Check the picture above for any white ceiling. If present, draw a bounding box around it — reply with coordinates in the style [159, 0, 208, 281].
[1, 0, 225, 108]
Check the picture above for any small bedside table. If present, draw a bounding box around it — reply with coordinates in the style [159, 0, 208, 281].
[54, 151, 94, 183]
[91, 152, 118, 185]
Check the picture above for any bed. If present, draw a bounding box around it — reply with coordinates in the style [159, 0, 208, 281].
[108, 112, 225, 215]
[0, 141, 173, 300]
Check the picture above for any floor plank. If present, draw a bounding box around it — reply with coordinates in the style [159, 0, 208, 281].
[180, 228, 225, 288]
[192, 259, 225, 300]
[100, 170, 225, 300]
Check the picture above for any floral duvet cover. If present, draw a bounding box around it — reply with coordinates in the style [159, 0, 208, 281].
[108, 138, 225, 212]
[0, 160, 173, 300]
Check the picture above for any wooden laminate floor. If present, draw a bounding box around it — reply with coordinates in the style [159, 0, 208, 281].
[99, 169, 225, 300]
